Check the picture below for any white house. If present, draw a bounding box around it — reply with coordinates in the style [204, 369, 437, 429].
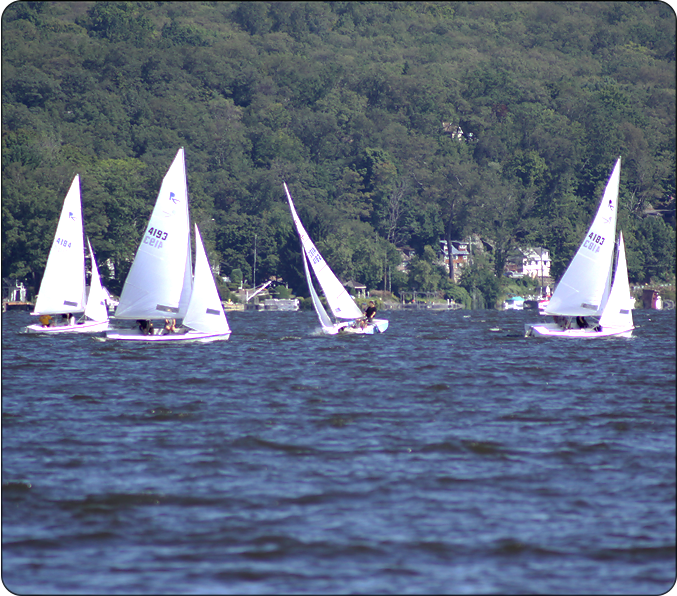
[507, 247, 551, 280]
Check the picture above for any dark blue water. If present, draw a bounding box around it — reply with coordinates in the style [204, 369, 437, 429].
[3, 308, 675, 595]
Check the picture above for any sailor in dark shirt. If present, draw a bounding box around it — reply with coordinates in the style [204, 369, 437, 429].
[358, 300, 377, 329]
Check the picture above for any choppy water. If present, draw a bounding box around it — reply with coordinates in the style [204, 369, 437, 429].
[2, 308, 675, 595]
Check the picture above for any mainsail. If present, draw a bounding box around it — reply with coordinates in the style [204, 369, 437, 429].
[284, 182, 363, 321]
[32, 175, 86, 316]
[545, 157, 621, 317]
[115, 148, 192, 319]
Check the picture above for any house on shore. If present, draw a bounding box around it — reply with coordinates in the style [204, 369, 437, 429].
[344, 280, 367, 299]
[506, 247, 551, 280]
[439, 240, 471, 282]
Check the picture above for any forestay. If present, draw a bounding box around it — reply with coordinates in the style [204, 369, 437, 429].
[115, 148, 191, 320]
[545, 157, 621, 318]
[32, 175, 86, 316]
[284, 182, 363, 321]
[177, 232, 193, 320]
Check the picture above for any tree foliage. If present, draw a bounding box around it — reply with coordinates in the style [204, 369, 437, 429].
[2, 1, 674, 303]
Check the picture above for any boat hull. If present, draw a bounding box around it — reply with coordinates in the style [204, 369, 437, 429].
[105, 328, 231, 343]
[24, 320, 109, 334]
[524, 322, 634, 338]
[328, 318, 389, 335]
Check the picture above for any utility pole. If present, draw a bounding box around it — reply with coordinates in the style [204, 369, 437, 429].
[253, 234, 257, 289]
[383, 255, 386, 293]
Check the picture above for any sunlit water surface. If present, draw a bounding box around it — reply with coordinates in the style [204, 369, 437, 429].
[2, 308, 675, 594]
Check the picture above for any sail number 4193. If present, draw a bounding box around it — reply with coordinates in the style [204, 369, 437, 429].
[144, 227, 168, 249]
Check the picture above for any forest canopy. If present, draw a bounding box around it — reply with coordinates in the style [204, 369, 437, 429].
[2, 1, 675, 306]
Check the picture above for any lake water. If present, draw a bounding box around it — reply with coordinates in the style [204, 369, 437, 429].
[2, 308, 675, 595]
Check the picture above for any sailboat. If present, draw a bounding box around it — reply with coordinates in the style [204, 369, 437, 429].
[525, 157, 634, 338]
[25, 175, 109, 334]
[106, 148, 231, 342]
[284, 182, 389, 335]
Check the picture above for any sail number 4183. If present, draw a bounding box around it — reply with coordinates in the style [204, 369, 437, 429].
[583, 232, 604, 253]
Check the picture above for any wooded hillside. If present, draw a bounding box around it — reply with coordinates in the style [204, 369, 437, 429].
[2, 1, 675, 307]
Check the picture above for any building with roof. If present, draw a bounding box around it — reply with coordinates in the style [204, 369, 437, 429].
[506, 247, 551, 280]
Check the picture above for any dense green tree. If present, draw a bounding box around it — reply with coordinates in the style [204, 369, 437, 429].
[79, 2, 155, 46]
[1, 1, 674, 308]
[82, 156, 151, 291]
[632, 216, 676, 283]
[233, 2, 272, 37]
[459, 252, 502, 309]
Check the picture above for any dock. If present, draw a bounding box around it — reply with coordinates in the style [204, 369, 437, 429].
[2, 301, 34, 312]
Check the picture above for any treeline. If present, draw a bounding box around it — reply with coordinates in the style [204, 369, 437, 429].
[2, 1, 675, 307]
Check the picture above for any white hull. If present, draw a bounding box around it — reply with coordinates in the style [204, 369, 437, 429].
[105, 328, 230, 343]
[328, 318, 389, 335]
[524, 322, 633, 338]
[24, 320, 109, 334]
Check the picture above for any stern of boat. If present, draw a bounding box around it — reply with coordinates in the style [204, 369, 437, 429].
[371, 319, 389, 333]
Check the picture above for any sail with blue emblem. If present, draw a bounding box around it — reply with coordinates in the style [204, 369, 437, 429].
[115, 148, 192, 320]
[32, 175, 87, 316]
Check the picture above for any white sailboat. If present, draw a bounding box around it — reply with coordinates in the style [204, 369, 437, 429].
[106, 148, 231, 342]
[25, 175, 109, 334]
[525, 157, 634, 338]
[284, 182, 389, 335]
